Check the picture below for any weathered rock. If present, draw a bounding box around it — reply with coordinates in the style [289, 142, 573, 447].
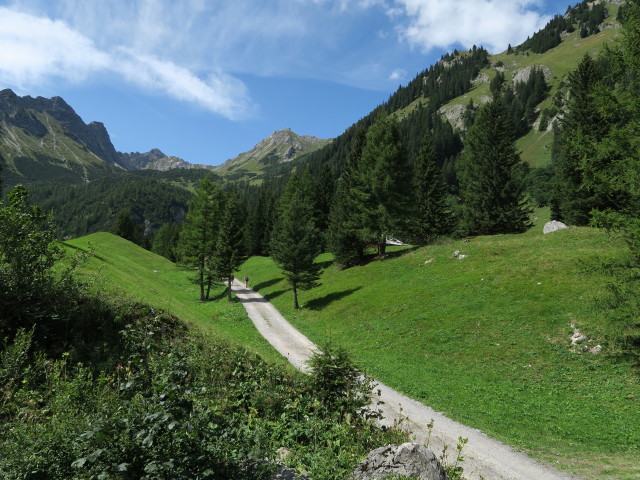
[589, 345, 602, 355]
[351, 443, 448, 480]
[571, 328, 587, 345]
[543, 220, 568, 234]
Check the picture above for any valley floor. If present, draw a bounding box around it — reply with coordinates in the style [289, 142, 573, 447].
[230, 279, 577, 480]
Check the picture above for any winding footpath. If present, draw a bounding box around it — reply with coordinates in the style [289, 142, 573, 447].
[231, 280, 577, 480]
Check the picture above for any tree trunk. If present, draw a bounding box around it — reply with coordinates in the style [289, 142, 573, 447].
[293, 282, 299, 309]
[378, 235, 386, 256]
[205, 276, 212, 300]
[199, 258, 205, 301]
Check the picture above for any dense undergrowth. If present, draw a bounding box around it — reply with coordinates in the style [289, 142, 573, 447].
[0, 296, 404, 479]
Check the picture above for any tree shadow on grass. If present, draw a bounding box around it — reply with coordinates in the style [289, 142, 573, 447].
[61, 241, 109, 263]
[264, 289, 288, 301]
[383, 245, 420, 260]
[315, 259, 334, 270]
[304, 287, 362, 311]
[252, 277, 284, 292]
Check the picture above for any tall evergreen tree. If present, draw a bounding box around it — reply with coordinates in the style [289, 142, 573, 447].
[359, 113, 411, 255]
[576, 0, 640, 351]
[328, 126, 368, 268]
[214, 189, 247, 302]
[176, 177, 225, 301]
[460, 93, 531, 235]
[552, 54, 608, 225]
[271, 174, 322, 309]
[582, 0, 640, 254]
[313, 163, 335, 249]
[412, 130, 451, 243]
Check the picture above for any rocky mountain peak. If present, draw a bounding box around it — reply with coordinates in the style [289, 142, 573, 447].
[217, 128, 330, 172]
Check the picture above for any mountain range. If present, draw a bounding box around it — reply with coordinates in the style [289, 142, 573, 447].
[0, 87, 328, 188]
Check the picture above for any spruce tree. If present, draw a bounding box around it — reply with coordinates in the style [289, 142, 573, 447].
[552, 54, 608, 225]
[359, 112, 411, 255]
[271, 174, 322, 309]
[176, 177, 225, 301]
[413, 130, 451, 243]
[577, 0, 640, 351]
[328, 126, 368, 268]
[460, 93, 531, 235]
[313, 163, 335, 249]
[582, 0, 640, 257]
[214, 189, 247, 302]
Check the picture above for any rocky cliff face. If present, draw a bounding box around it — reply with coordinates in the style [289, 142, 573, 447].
[0, 88, 121, 166]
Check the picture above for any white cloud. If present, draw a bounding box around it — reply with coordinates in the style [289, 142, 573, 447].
[116, 50, 252, 120]
[392, 0, 550, 53]
[0, 5, 253, 119]
[389, 68, 407, 81]
[0, 8, 110, 86]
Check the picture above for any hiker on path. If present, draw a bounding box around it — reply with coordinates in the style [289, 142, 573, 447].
[244, 276, 249, 288]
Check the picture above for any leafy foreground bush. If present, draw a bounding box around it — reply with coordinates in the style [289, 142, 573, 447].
[0, 302, 404, 480]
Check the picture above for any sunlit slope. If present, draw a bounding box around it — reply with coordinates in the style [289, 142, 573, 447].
[64, 232, 284, 364]
[239, 219, 639, 480]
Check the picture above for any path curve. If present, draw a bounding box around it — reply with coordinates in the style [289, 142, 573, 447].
[231, 280, 577, 480]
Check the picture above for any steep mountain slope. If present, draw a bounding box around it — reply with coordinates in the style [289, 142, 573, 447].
[437, 2, 622, 167]
[215, 128, 330, 179]
[0, 89, 121, 186]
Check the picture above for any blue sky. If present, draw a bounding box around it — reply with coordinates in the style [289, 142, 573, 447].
[0, 0, 566, 166]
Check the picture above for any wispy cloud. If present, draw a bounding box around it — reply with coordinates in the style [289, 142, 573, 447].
[389, 68, 407, 81]
[391, 0, 550, 53]
[0, 5, 253, 119]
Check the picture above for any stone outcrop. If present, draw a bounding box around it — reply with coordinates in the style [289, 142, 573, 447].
[543, 220, 569, 234]
[350, 443, 448, 480]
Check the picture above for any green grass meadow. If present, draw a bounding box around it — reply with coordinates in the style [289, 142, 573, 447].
[238, 220, 639, 480]
[63, 233, 286, 365]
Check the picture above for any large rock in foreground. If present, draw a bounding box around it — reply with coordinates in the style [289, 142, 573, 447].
[351, 443, 448, 480]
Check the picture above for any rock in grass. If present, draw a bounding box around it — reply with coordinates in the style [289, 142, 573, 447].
[351, 443, 447, 480]
[543, 220, 568, 234]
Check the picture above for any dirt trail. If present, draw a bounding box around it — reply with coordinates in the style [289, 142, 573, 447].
[231, 280, 577, 480]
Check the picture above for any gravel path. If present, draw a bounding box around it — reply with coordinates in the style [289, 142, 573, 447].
[231, 280, 577, 480]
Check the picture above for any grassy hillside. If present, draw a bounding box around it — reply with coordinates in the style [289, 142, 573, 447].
[238, 215, 640, 480]
[63, 232, 285, 365]
[439, 14, 622, 167]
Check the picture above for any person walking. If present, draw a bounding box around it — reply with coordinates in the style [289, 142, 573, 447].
[244, 276, 249, 288]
